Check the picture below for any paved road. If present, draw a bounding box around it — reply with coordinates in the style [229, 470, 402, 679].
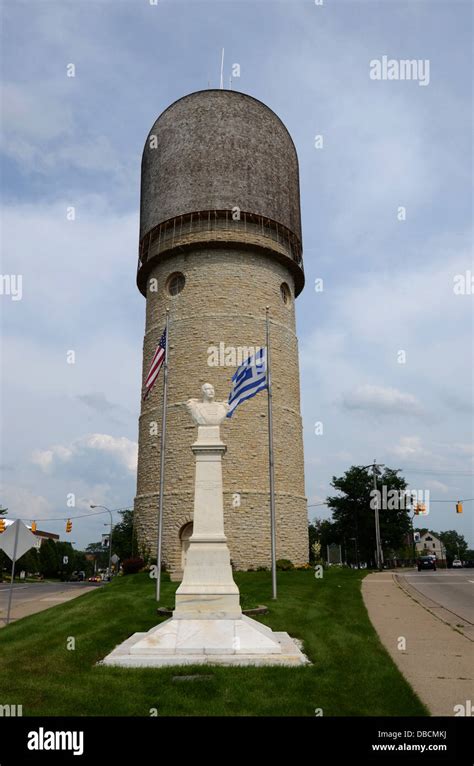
[398, 569, 474, 625]
[0, 581, 101, 625]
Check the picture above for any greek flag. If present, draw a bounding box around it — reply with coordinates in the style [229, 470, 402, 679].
[227, 347, 267, 418]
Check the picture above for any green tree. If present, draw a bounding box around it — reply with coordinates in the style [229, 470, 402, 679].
[86, 542, 109, 570]
[437, 530, 468, 564]
[16, 548, 40, 577]
[55, 542, 76, 581]
[73, 550, 93, 577]
[39, 538, 60, 578]
[111, 509, 135, 562]
[308, 518, 337, 562]
[326, 465, 411, 567]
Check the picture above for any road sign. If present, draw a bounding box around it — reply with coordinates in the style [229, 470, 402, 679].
[63, 556, 69, 565]
[111, 554, 119, 564]
[0, 520, 37, 625]
[0, 520, 37, 560]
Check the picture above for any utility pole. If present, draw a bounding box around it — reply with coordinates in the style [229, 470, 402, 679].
[355, 462, 385, 570]
[372, 460, 385, 570]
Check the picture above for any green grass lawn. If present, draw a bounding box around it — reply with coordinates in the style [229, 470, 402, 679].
[0, 568, 427, 716]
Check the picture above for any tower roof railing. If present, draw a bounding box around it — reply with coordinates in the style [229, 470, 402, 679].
[138, 209, 303, 274]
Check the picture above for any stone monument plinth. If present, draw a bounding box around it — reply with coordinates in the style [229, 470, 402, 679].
[100, 385, 308, 667]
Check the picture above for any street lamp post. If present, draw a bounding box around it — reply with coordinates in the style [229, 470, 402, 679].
[90, 505, 113, 580]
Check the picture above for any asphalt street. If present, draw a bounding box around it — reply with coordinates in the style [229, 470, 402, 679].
[0, 581, 101, 625]
[399, 569, 474, 625]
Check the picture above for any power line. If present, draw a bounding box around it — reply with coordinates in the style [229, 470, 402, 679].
[2, 507, 131, 523]
[429, 498, 473, 503]
[308, 498, 473, 507]
[402, 468, 474, 476]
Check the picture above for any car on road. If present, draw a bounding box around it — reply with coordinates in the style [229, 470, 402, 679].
[88, 575, 102, 583]
[69, 571, 86, 582]
[452, 559, 463, 568]
[417, 556, 437, 571]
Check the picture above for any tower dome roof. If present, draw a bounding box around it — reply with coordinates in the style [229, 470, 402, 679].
[140, 89, 302, 243]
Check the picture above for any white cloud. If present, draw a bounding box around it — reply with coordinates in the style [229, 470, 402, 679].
[1, 80, 134, 183]
[1, 82, 74, 142]
[0, 486, 52, 520]
[77, 393, 119, 414]
[390, 436, 427, 459]
[342, 384, 423, 416]
[32, 434, 138, 475]
[425, 480, 449, 494]
[32, 445, 73, 472]
[450, 443, 474, 457]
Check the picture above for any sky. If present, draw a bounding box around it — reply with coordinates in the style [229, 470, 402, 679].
[1, 0, 473, 551]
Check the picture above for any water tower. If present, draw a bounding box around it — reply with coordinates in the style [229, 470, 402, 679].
[135, 90, 308, 578]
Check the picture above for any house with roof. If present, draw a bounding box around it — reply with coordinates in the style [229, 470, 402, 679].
[415, 531, 444, 560]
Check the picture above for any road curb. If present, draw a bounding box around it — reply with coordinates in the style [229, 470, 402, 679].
[394, 573, 474, 642]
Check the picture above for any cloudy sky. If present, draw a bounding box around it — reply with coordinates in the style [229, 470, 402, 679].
[1, 0, 472, 550]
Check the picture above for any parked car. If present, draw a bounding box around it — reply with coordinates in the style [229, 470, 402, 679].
[452, 559, 463, 568]
[417, 556, 437, 571]
[88, 575, 102, 583]
[463, 560, 474, 568]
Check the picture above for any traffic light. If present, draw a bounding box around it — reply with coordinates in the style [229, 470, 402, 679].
[31, 520, 37, 532]
[0, 519, 5, 533]
[456, 502, 463, 514]
[414, 503, 427, 515]
[66, 518, 72, 533]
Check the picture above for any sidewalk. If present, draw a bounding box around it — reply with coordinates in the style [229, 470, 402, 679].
[362, 572, 474, 716]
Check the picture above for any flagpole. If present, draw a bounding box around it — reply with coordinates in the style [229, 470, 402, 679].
[265, 306, 277, 600]
[156, 309, 170, 602]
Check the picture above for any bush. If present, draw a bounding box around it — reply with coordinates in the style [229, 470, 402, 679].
[256, 566, 269, 572]
[276, 558, 294, 571]
[122, 557, 144, 575]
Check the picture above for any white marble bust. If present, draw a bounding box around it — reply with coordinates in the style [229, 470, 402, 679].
[186, 384, 230, 426]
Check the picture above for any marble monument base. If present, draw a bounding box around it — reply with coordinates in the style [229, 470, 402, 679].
[100, 614, 309, 667]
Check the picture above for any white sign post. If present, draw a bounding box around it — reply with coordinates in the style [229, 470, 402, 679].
[0, 520, 38, 624]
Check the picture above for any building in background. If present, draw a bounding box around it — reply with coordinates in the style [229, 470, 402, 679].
[416, 532, 444, 560]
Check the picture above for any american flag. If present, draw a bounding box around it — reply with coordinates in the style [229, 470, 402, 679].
[143, 328, 167, 400]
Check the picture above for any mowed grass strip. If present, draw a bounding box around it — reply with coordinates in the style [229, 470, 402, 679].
[0, 569, 427, 716]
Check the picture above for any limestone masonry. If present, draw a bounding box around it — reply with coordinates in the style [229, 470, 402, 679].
[134, 90, 308, 578]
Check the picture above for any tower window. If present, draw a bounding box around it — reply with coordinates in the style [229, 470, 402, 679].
[166, 272, 185, 296]
[280, 282, 291, 306]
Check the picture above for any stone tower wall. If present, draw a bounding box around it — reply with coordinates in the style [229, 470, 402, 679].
[134, 90, 308, 576]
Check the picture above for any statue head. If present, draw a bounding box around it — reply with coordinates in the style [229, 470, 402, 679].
[202, 383, 215, 402]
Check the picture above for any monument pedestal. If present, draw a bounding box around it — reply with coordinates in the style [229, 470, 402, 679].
[174, 426, 241, 620]
[100, 386, 308, 668]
